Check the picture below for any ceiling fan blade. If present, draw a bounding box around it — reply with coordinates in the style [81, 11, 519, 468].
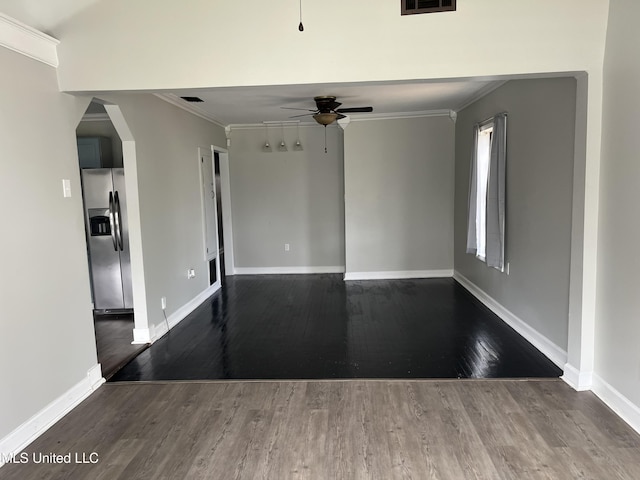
[281, 107, 317, 112]
[328, 101, 342, 110]
[336, 113, 347, 120]
[288, 113, 314, 118]
[336, 106, 373, 113]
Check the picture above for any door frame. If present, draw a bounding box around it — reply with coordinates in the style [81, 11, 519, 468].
[198, 147, 221, 290]
[212, 145, 235, 276]
[102, 102, 151, 344]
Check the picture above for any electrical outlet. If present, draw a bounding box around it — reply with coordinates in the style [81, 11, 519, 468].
[161, 296, 167, 310]
[187, 268, 195, 279]
[284, 243, 290, 252]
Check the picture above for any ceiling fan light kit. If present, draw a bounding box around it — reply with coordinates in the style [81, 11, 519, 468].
[313, 112, 338, 126]
[283, 96, 373, 127]
[281, 96, 374, 152]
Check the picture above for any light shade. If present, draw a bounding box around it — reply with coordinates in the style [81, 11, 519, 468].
[262, 123, 272, 152]
[294, 122, 303, 151]
[313, 113, 338, 126]
[278, 140, 288, 152]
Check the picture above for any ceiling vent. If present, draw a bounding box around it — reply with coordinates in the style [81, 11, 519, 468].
[401, 0, 456, 15]
[180, 96, 204, 103]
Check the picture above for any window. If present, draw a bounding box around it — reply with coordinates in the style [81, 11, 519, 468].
[466, 113, 507, 272]
[474, 123, 493, 261]
[401, 0, 456, 15]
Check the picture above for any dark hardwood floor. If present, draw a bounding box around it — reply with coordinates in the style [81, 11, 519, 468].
[94, 313, 148, 380]
[111, 275, 562, 381]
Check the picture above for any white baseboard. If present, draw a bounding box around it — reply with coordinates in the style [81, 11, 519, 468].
[453, 271, 567, 369]
[344, 269, 454, 281]
[234, 266, 345, 275]
[561, 363, 593, 391]
[151, 283, 220, 342]
[592, 374, 640, 435]
[0, 364, 104, 467]
[132, 327, 151, 344]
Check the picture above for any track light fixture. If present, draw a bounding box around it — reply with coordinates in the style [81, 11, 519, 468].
[278, 123, 288, 152]
[262, 123, 272, 152]
[294, 123, 304, 151]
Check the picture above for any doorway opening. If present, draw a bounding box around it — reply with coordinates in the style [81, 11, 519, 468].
[76, 99, 148, 379]
[201, 145, 234, 290]
[214, 151, 226, 280]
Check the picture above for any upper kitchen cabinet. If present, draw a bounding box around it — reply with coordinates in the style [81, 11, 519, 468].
[77, 136, 113, 169]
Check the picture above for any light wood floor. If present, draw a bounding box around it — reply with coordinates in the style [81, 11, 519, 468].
[1, 380, 639, 479]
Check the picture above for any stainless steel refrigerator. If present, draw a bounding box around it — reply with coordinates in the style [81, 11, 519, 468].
[81, 168, 133, 311]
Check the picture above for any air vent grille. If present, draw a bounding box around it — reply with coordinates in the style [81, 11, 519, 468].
[402, 0, 456, 15]
[181, 96, 204, 103]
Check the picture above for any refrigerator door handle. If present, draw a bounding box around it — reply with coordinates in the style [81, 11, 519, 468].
[108, 191, 118, 251]
[114, 191, 124, 251]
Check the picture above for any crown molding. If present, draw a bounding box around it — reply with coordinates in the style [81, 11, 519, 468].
[348, 109, 453, 122]
[455, 81, 508, 112]
[337, 116, 351, 130]
[80, 113, 111, 122]
[226, 110, 452, 130]
[154, 93, 227, 128]
[0, 13, 59, 67]
[227, 121, 325, 130]
[224, 126, 232, 147]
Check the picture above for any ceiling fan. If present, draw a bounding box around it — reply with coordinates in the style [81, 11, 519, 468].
[283, 96, 374, 126]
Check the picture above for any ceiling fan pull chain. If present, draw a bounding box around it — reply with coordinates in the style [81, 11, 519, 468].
[324, 126, 328, 154]
[299, 0, 304, 31]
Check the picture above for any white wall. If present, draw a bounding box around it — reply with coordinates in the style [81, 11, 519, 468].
[594, 0, 640, 411]
[0, 46, 96, 443]
[100, 93, 227, 334]
[228, 125, 345, 270]
[343, 116, 455, 276]
[454, 78, 577, 351]
[53, 1, 608, 91]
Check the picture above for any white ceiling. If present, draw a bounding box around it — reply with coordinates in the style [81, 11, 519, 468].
[166, 79, 502, 126]
[0, 0, 100, 33]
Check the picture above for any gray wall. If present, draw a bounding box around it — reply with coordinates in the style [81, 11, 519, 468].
[454, 78, 577, 350]
[343, 116, 455, 274]
[229, 126, 345, 269]
[595, 0, 640, 407]
[0, 47, 96, 441]
[101, 93, 227, 331]
[0, 47, 225, 444]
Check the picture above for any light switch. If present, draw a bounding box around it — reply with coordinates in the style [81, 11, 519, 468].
[62, 179, 72, 198]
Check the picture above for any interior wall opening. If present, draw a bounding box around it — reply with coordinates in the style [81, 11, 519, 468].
[75, 99, 148, 380]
